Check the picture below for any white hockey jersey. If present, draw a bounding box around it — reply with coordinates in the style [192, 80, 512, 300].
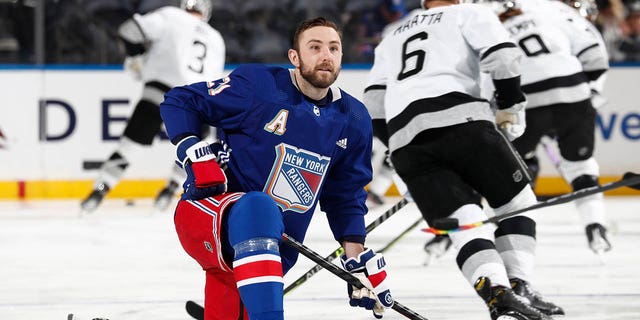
[524, 0, 609, 93]
[502, 5, 608, 108]
[123, 6, 226, 87]
[364, 4, 522, 152]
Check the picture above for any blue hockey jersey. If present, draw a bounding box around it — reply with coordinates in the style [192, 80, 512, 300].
[160, 64, 373, 271]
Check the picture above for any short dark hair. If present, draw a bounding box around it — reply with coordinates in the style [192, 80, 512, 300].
[292, 17, 342, 51]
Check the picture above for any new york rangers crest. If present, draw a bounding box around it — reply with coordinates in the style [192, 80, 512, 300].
[264, 143, 331, 213]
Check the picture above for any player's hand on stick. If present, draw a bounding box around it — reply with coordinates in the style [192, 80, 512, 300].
[590, 89, 608, 109]
[176, 136, 227, 200]
[341, 248, 394, 318]
[495, 96, 527, 141]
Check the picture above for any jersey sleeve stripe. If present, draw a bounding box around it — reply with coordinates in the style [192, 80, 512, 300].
[480, 42, 517, 61]
[386, 92, 486, 137]
[576, 43, 601, 58]
[146, 81, 172, 93]
[521, 72, 589, 94]
[584, 69, 607, 82]
[364, 84, 387, 92]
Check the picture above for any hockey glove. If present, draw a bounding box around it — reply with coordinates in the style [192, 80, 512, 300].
[341, 248, 393, 318]
[495, 97, 527, 141]
[590, 89, 608, 110]
[123, 55, 143, 81]
[176, 136, 227, 200]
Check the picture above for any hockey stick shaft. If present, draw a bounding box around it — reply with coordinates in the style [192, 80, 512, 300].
[284, 197, 409, 295]
[184, 218, 422, 320]
[282, 233, 429, 320]
[425, 172, 640, 235]
[378, 217, 423, 253]
[541, 136, 561, 168]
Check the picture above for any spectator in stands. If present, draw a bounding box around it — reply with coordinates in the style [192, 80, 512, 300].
[595, 0, 628, 60]
[619, 3, 640, 60]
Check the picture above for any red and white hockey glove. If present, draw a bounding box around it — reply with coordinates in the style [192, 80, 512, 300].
[341, 248, 394, 318]
[176, 136, 227, 200]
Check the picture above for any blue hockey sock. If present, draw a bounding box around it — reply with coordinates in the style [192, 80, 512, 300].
[233, 238, 283, 320]
[228, 192, 284, 320]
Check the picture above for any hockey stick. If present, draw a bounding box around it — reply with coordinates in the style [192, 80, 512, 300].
[541, 136, 561, 169]
[186, 300, 204, 320]
[185, 198, 411, 320]
[378, 216, 423, 253]
[424, 172, 640, 235]
[282, 233, 429, 320]
[283, 197, 410, 295]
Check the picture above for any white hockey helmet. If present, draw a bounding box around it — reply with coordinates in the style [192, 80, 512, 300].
[181, 0, 213, 22]
[563, 0, 599, 21]
[421, 0, 462, 9]
[460, 0, 520, 15]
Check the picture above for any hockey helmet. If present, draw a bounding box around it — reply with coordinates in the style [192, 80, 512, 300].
[563, 0, 599, 22]
[181, 0, 213, 22]
[460, 0, 520, 15]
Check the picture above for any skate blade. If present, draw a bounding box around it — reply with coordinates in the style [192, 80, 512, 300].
[594, 250, 607, 265]
[423, 253, 436, 266]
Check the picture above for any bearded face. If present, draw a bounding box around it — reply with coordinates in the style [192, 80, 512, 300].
[297, 54, 341, 89]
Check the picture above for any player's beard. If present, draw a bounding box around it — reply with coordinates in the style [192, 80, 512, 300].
[299, 58, 340, 89]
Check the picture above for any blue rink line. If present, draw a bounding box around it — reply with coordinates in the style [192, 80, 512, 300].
[1, 62, 639, 71]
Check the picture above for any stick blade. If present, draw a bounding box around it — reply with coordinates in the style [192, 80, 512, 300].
[186, 300, 204, 320]
[431, 218, 460, 230]
[623, 172, 640, 190]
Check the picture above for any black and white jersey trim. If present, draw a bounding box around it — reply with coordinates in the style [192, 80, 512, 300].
[364, 84, 387, 92]
[576, 43, 600, 58]
[481, 42, 517, 61]
[142, 81, 172, 105]
[387, 92, 486, 137]
[521, 72, 589, 94]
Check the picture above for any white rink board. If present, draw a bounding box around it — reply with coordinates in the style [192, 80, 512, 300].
[0, 67, 639, 182]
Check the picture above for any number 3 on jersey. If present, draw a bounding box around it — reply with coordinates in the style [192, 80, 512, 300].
[398, 31, 428, 81]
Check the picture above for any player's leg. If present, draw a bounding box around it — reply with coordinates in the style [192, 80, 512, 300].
[466, 121, 562, 316]
[556, 100, 611, 253]
[154, 126, 215, 211]
[174, 192, 246, 320]
[392, 133, 546, 320]
[367, 139, 394, 208]
[204, 269, 248, 320]
[152, 164, 184, 211]
[511, 106, 552, 192]
[226, 191, 285, 320]
[81, 82, 168, 213]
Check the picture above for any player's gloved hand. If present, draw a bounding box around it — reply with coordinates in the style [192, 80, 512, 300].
[590, 89, 608, 109]
[123, 55, 143, 81]
[341, 248, 393, 318]
[495, 97, 527, 141]
[176, 136, 227, 200]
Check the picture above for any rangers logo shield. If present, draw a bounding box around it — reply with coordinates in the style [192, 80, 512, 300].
[264, 143, 331, 213]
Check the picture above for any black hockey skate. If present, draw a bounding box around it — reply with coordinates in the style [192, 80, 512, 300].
[475, 277, 552, 320]
[153, 180, 180, 211]
[510, 278, 565, 316]
[586, 223, 612, 254]
[80, 183, 109, 214]
[422, 234, 452, 266]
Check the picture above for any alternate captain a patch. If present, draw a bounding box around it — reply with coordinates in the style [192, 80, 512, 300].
[264, 143, 331, 213]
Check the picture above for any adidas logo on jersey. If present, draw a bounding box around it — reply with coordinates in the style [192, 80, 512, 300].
[336, 138, 348, 149]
